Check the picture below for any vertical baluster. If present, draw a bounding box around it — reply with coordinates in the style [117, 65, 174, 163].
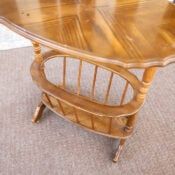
[77, 60, 83, 95]
[63, 57, 66, 88]
[136, 67, 157, 101]
[104, 72, 114, 104]
[91, 65, 98, 98]
[108, 118, 113, 134]
[44, 93, 54, 108]
[74, 108, 79, 123]
[91, 115, 95, 130]
[32, 42, 43, 62]
[56, 99, 65, 115]
[120, 81, 129, 105]
[124, 114, 137, 133]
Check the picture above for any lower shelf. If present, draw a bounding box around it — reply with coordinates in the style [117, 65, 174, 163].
[42, 93, 132, 139]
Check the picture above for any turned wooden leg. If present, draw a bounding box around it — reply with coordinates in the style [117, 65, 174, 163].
[112, 68, 158, 163]
[112, 114, 137, 162]
[32, 101, 46, 123]
[113, 139, 126, 163]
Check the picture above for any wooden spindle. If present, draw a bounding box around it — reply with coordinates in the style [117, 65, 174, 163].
[32, 42, 43, 62]
[91, 115, 95, 129]
[136, 67, 158, 101]
[44, 93, 54, 108]
[91, 65, 98, 98]
[57, 99, 65, 115]
[120, 81, 129, 105]
[104, 72, 114, 104]
[77, 60, 83, 95]
[142, 67, 157, 83]
[74, 108, 79, 123]
[124, 114, 137, 133]
[108, 118, 113, 134]
[63, 57, 66, 88]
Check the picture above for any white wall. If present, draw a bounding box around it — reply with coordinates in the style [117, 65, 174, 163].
[0, 24, 31, 50]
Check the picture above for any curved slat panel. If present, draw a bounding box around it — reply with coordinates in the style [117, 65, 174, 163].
[42, 94, 131, 138]
[31, 60, 143, 118]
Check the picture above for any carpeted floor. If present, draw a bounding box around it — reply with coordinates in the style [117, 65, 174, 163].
[0, 47, 175, 175]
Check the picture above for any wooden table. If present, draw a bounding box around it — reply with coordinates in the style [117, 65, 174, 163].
[1, 0, 175, 162]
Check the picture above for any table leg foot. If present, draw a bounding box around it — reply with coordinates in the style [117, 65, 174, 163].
[32, 101, 46, 123]
[113, 139, 126, 163]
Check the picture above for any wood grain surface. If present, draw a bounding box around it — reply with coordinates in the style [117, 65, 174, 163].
[0, 0, 175, 68]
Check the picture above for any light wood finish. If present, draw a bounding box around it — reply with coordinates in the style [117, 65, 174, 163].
[30, 46, 159, 162]
[91, 65, 98, 98]
[104, 72, 114, 104]
[31, 53, 144, 118]
[113, 114, 138, 162]
[120, 81, 129, 105]
[91, 115, 95, 130]
[124, 114, 138, 133]
[32, 42, 43, 63]
[112, 66, 157, 162]
[77, 60, 83, 95]
[113, 139, 126, 162]
[32, 102, 46, 123]
[1, 0, 174, 163]
[41, 93, 130, 138]
[63, 57, 67, 88]
[137, 67, 157, 101]
[0, 0, 175, 68]
[57, 99, 65, 116]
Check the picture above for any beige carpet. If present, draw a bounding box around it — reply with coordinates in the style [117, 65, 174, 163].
[0, 47, 175, 175]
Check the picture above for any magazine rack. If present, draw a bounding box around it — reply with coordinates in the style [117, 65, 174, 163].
[0, 0, 174, 162]
[31, 42, 156, 162]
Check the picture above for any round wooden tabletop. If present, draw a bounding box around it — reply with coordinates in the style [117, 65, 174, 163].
[0, 0, 175, 68]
